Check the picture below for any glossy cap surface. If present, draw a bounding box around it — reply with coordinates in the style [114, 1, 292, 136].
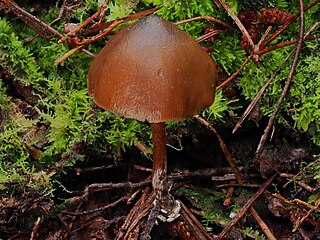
[88, 15, 216, 123]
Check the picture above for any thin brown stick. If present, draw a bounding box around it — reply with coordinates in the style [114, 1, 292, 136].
[54, 45, 83, 65]
[217, 174, 277, 239]
[250, 207, 276, 240]
[218, 183, 261, 188]
[134, 140, 152, 155]
[196, 29, 225, 42]
[84, 7, 161, 36]
[223, 181, 235, 206]
[257, 35, 320, 56]
[217, 54, 252, 90]
[133, 165, 153, 172]
[217, 0, 255, 51]
[256, 0, 305, 156]
[55, 19, 123, 64]
[118, 191, 156, 240]
[3, 0, 61, 39]
[212, 174, 261, 181]
[24, 0, 67, 43]
[61, 196, 127, 216]
[170, 167, 245, 181]
[273, 193, 320, 213]
[29, 217, 41, 240]
[195, 115, 243, 184]
[58, 0, 110, 43]
[83, 180, 151, 198]
[175, 15, 232, 30]
[293, 199, 320, 212]
[272, 193, 305, 209]
[233, 49, 294, 133]
[256, 26, 273, 50]
[252, 26, 273, 62]
[74, 19, 124, 46]
[120, 190, 151, 233]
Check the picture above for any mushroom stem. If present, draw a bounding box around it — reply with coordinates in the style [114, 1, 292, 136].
[151, 122, 167, 193]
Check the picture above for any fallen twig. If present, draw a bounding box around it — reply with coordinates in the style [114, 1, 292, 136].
[83, 180, 151, 200]
[250, 207, 276, 240]
[194, 115, 243, 184]
[212, 174, 260, 181]
[84, 7, 161, 36]
[61, 196, 127, 216]
[175, 15, 232, 29]
[29, 217, 41, 240]
[54, 19, 123, 65]
[196, 29, 225, 43]
[223, 181, 235, 206]
[216, 54, 253, 90]
[58, 0, 110, 43]
[217, 0, 255, 51]
[218, 183, 261, 188]
[256, 0, 305, 156]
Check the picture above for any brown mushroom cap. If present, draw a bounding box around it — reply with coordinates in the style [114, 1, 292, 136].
[88, 15, 216, 123]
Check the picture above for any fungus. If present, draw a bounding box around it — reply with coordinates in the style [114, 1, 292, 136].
[88, 14, 216, 229]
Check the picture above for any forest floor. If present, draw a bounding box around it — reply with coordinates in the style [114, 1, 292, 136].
[1, 0, 320, 239]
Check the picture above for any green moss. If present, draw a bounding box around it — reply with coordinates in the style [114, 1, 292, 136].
[0, 1, 154, 187]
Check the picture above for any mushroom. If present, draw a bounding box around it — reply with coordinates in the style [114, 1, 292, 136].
[88, 14, 216, 221]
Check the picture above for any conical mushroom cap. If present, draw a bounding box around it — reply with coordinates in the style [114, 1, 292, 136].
[88, 15, 216, 123]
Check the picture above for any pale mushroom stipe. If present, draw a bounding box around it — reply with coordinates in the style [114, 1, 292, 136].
[88, 14, 216, 225]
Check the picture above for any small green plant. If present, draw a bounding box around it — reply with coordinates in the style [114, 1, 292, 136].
[203, 90, 238, 121]
[242, 227, 267, 240]
[106, 115, 151, 151]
